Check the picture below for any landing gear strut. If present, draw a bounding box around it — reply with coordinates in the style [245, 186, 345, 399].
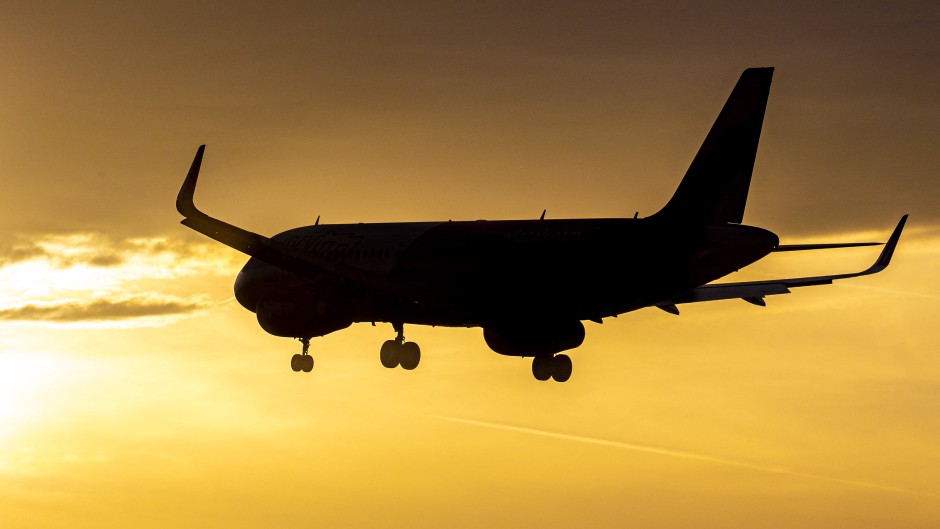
[532, 354, 572, 382]
[380, 323, 421, 370]
[290, 337, 314, 373]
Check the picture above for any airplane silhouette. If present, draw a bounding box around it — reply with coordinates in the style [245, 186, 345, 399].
[176, 67, 906, 382]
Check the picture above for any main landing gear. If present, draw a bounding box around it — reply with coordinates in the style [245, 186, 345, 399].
[380, 323, 421, 370]
[531, 354, 572, 382]
[290, 337, 314, 373]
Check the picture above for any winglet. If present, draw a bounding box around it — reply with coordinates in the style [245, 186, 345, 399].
[176, 145, 206, 218]
[865, 214, 907, 274]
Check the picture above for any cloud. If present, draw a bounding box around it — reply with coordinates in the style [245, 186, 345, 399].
[1, 233, 123, 268]
[0, 294, 213, 324]
[0, 232, 244, 275]
[0, 231, 239, 326]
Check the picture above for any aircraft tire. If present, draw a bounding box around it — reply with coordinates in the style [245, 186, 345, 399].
[380, 340, 400, 369]
[290, 354, 304, 372]
[399, 342, 421, 370]
[532, 355, 552, 381]
[301, 354, 314, 373]
[551, 354, 572, 382]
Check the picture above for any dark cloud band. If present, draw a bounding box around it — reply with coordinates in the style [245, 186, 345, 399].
[0, 296, 212, 322]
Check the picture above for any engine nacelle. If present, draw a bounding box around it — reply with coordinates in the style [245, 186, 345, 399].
[255, 286, 353, 338]
[483, 321, 585, 357]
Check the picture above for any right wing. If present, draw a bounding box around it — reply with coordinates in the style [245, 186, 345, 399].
[177, 145, 436, 304]
[773, 241, 882, 252]
[656, 215, 908, 312]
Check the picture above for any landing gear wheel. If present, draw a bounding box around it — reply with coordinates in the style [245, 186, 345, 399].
[290, 354, 304, 372]
[380, 340, 400, 368]
[301, 354, 314, 373]
[532, 355, 553, 381]
[291, 338, 314, 374]
[399, 342, 421, 370]
[381, 323, 421, 371]
[551, 354, 572, 382]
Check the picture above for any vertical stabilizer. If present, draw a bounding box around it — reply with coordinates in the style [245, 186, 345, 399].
[651, 67, 773, 225]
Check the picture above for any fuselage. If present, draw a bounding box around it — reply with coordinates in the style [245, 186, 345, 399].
[234, 217, 778, 338]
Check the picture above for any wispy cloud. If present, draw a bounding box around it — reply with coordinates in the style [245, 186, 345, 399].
[838, 283, 940, 302]
[0, 294, 212, 324]
[0, 232, 244, 275]
[0, 232, 241, 326]
[429, 415, 940, 500]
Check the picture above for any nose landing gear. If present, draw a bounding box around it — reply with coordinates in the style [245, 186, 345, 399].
[290, 337, 314, 373]
[380, 323, 421, 370]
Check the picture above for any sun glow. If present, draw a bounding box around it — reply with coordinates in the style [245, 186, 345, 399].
[0, 353, 67, 442]
[0, 260, 116, 304]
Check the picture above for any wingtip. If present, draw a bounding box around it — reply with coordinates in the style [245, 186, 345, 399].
[870, 214, 908, 272]
[176, 145, 206, 218]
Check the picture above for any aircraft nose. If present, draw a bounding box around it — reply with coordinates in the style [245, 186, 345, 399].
[234, 264, 260, 312]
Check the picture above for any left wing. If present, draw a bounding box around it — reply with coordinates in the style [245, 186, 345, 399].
[177, 145, 442, 305]
[656, 215, 907, 312]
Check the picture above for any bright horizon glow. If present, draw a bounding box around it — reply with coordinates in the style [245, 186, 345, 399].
[0, 353, 68, 446]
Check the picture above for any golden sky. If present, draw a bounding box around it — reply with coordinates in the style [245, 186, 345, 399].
[1, 2, 939, 527]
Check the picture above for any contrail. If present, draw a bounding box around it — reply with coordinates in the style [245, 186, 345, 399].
[426, 414, 939, 500]
[314, 394, 937, 499]
[837, 283, 940, 302]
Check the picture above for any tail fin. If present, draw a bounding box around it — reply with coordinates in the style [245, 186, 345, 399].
[650, 67, 774, 225]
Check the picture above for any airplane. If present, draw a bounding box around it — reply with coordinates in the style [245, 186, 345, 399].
[176, 67, 907, 383]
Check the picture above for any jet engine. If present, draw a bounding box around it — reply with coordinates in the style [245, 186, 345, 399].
[255, 285, 353, 338]
[483, 321, 585, 357]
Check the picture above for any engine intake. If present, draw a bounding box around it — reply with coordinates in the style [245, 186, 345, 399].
[255, 286, 353, 338]
[483, 321, 585, 357]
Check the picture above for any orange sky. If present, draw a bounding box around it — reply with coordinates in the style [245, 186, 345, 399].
[1, 2, 939, 527]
